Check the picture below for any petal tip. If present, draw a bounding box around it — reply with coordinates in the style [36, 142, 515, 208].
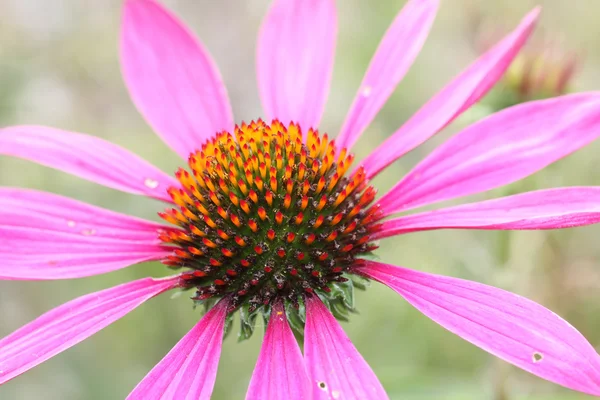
[520, 7, 541, 31]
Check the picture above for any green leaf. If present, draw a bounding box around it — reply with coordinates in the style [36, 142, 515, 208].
[238, 304, 260, 342]
[349, 274, 371, 291]
[223, 313, 234, 340]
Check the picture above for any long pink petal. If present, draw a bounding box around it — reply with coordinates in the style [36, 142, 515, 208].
[121, 0, 234, 159]
[127, 299, 228, 400]
[374, 187, 600, 239]
[336, 0, 438, 150]
[257, 0, 336, 131]
[0, 227, 169, 280]
[304, 296, 388, 400]
[360, 9, 539, 178]
[0, 276, 178, 384]
[0, 188, 166, 240]
[0, 126, 178, 202]
[377, 93, 600, 215]
[246, 302, 309, 400]
[356, 261, 600, 396]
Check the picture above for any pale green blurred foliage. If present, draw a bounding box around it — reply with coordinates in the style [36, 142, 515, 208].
[1, 1, 600, 399]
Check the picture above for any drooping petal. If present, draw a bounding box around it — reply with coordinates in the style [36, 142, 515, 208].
[0, 126, 178, 202]
[304, 296, 388, 400]
[121, 0, 234, 159]
[336, 0, 438, 151]
[360, 8, 539, 179]
[0, 226, 169, 280]
[246, 302, 309, 400]
[0, 188, 170, 280]
[374, 187, 600, 239]
[356, 261, 600, 396]
[377, 93, 600, 215]
[257, 0, 336, 131]
[0, 276, 178, 385]
[127, 299, 228, 400]
[0, 188, 166, 240]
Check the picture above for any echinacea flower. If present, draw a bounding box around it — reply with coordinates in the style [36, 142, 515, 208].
[2, 0, 600, 398]
[471, 8, 580, 106]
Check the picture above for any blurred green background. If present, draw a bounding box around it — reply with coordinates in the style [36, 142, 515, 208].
[1, 0, 600, 399]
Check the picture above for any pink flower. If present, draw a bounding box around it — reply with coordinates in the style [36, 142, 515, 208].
[2, 0, 600, 398]
[471, 12, 580, 103]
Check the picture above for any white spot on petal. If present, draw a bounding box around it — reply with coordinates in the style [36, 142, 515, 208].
[67, 220, 76, 227]
[361, 85, 372, 97]
[144, 178, 159, 189]
[332, 390, 340, 399]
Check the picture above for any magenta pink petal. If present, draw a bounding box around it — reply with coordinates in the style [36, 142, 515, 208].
[121, 0, 234, 159]
[246, 302, 309, 400]
[356, 261, 600, 396]
[127, 299, 228, 400]
[0, 276, 178, 385]
[0, 126, 178, 202]
[0, 188, 166, 240]
[374, 187, 600, 239]
[377, 93, 600, 215]
[304, 296, 388, 400]
[336, 0, 438, 151]
[257, 0, 336, 131]
[0, 226, 169, 280]
[360, 9, 539, 179]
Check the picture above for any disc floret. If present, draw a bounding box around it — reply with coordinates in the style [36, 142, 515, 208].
[159, 119, 380, 323]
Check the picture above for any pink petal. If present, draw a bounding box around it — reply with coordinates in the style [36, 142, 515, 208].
[121, 0, 233, 159]
[127, 299, 228, 400]
[336, 0, 438, 151]
[257, 0, 336, 131]
[356, 261, 600, 396]
[0, 227, 169, 280]
[377, 93, 600, 215]
[374, 187, 600, 239]
[360, 9, 539, 179]
[304, 296, 388, 400]
[0, 276, 178, 384]
[246, 302, 309, 400]
[0, 126, 178, 202]
[0, 188, 166, 240]
[0, 188, 169, 280]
